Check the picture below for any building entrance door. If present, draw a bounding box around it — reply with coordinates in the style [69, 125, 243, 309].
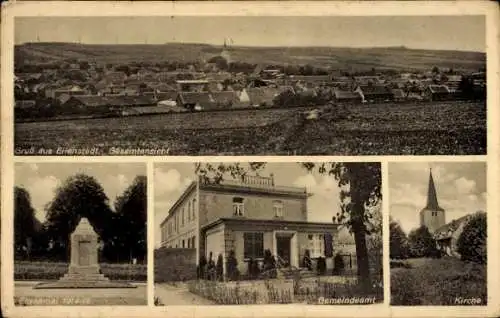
[276, 236, 291, 267]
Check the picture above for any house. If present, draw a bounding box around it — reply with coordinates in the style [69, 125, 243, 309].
[424, 85, 452, 101]
[15, 100, 36, 109]
[176, 92, 214, 111]
[238, 87, 283, 108]
[159, 174, 341, 275]
[353, 76, 383, 86]
[434, 212, 485, 257]
[354, 85, 394, 103]
[332, 88, 363, 103]
[176, 80, 209, 92]
[210, 91, 240, 108]
[63, 95, 156, 110]
[391, 88, 407, 102]
[46, 85, 87, 99]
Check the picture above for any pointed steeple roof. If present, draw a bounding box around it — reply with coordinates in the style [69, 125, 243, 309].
[425, 169, 444, 211]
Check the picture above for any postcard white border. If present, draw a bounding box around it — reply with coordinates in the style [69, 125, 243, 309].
[2, 1, 499, 318]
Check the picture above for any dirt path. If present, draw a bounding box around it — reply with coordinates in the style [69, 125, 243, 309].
[155, 283, 215, 306]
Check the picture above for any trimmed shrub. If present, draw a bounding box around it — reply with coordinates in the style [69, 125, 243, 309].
[302, 250, 312, 271]
[333, 253, 345, 275]
[262, 249, 277, 279]
[316, 257, 326, 276]
[457, 213, 487, 264]
[216, 253, 224, 281]
[198, 255, 207, 279]
[225, 250, 239, 281]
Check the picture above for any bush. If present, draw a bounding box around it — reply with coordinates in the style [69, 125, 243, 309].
[333, 253, 345, 275]
[457, 212, 487, 264]
[216, 253, 224, 281]
[408, 225, 438, 258]
[198, 255, 207, 279]
[316, 257, 326, 276]
[302, 250, 312, 271]
[247, 258, 261, 279]
[225, 250, 239, 281]
[14, 261, 147, 281]
[262, 249, 277, 279]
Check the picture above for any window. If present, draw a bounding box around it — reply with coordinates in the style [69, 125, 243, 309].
[192, 199, 196, 220]
[182, 208, 185, 226]
[182, 240, 185, 248]
[192, 236, 196, 248]
[308, 234, 325, 258]
[188, 202, 191, 221]
[244, 232, 264, 259]
[233, 197, 245, 216]
[273, 200, 284, 217]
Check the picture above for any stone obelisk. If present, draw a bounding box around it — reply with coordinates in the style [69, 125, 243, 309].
[36, 218, 135, 289]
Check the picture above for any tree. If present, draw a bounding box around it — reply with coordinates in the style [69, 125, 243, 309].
[457, 212, 487, 264]
[194, 162, 381, 288]
[113, 175, 147, 263]
[407, 225, 438, 258]
[390, 219, 409, 259]
[44, 174, 114, 261]
[14, 187, 38, 259]
[431, 66, 440, 74]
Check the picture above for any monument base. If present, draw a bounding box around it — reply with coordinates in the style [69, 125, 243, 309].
[34, 265, 137, 289]
[34, 280, 137, 289]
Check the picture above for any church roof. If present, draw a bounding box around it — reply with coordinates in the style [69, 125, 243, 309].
[424, 169, 444, 212]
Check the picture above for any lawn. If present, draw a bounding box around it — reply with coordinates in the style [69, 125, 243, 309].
[390, 257, 487, 306]
[15, 101, 486, 155]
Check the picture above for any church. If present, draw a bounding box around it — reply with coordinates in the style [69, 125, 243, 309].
[419, 169, 484, 257]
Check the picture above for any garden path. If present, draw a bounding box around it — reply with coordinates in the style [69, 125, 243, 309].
[155, 283, 215, 305]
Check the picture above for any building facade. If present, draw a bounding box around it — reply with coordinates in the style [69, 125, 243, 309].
[419, 169, 446, 234]
[159, 174, 341, 275]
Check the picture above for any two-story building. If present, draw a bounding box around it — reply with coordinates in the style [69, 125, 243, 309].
[159, 174, 341, 275]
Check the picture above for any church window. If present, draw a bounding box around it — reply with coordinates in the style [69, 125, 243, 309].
[192, 199, 197, 220]
[233, 197, 245, 216]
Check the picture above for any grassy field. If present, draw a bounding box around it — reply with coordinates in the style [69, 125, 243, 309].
[16, 42, 485, 72]
[15, 101, 486, 155]
[390, 257, 487, 306]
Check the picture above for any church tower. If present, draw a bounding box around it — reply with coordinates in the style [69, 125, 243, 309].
[220, 38, 232, 65]
[419, 169, 446, 233]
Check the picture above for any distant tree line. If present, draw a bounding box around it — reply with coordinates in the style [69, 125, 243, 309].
[14, 174, 147, 263]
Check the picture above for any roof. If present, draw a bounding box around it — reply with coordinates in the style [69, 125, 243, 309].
[358, 85, 393, 95]
[176, 80, 209, 84]
[428, 85, 450, 94]
[333, 88, 362, 100]
[123, 106, 187, 115]
[161, 181, 197, 226]
[177, 92, 213, 106]
[210, 91, 239, 105]
[15, 100, 36, 108]
[202, 217, 340, 232]
[245, 87, 282, 106]
[156, 91, 179, 101]
[391, 89, 406, 98]
[423, 170, 444, 212]
[434, 213, 476, 240]
[65, 95, 156, 107]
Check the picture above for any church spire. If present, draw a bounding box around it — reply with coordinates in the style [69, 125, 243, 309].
[425, 169, 443, 211]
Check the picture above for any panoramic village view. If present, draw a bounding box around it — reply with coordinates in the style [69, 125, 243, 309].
[153, 162, 383, 305]
[13, 163, 147, 305]
[389, 162, 487, 306]
[14, 16, 486, 155]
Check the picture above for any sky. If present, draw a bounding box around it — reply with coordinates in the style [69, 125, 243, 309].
[15, 16, 485, 52]
[389, 162, 487, 234]
[15, 162, 146, 223]
[154, 162, 354, 248]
